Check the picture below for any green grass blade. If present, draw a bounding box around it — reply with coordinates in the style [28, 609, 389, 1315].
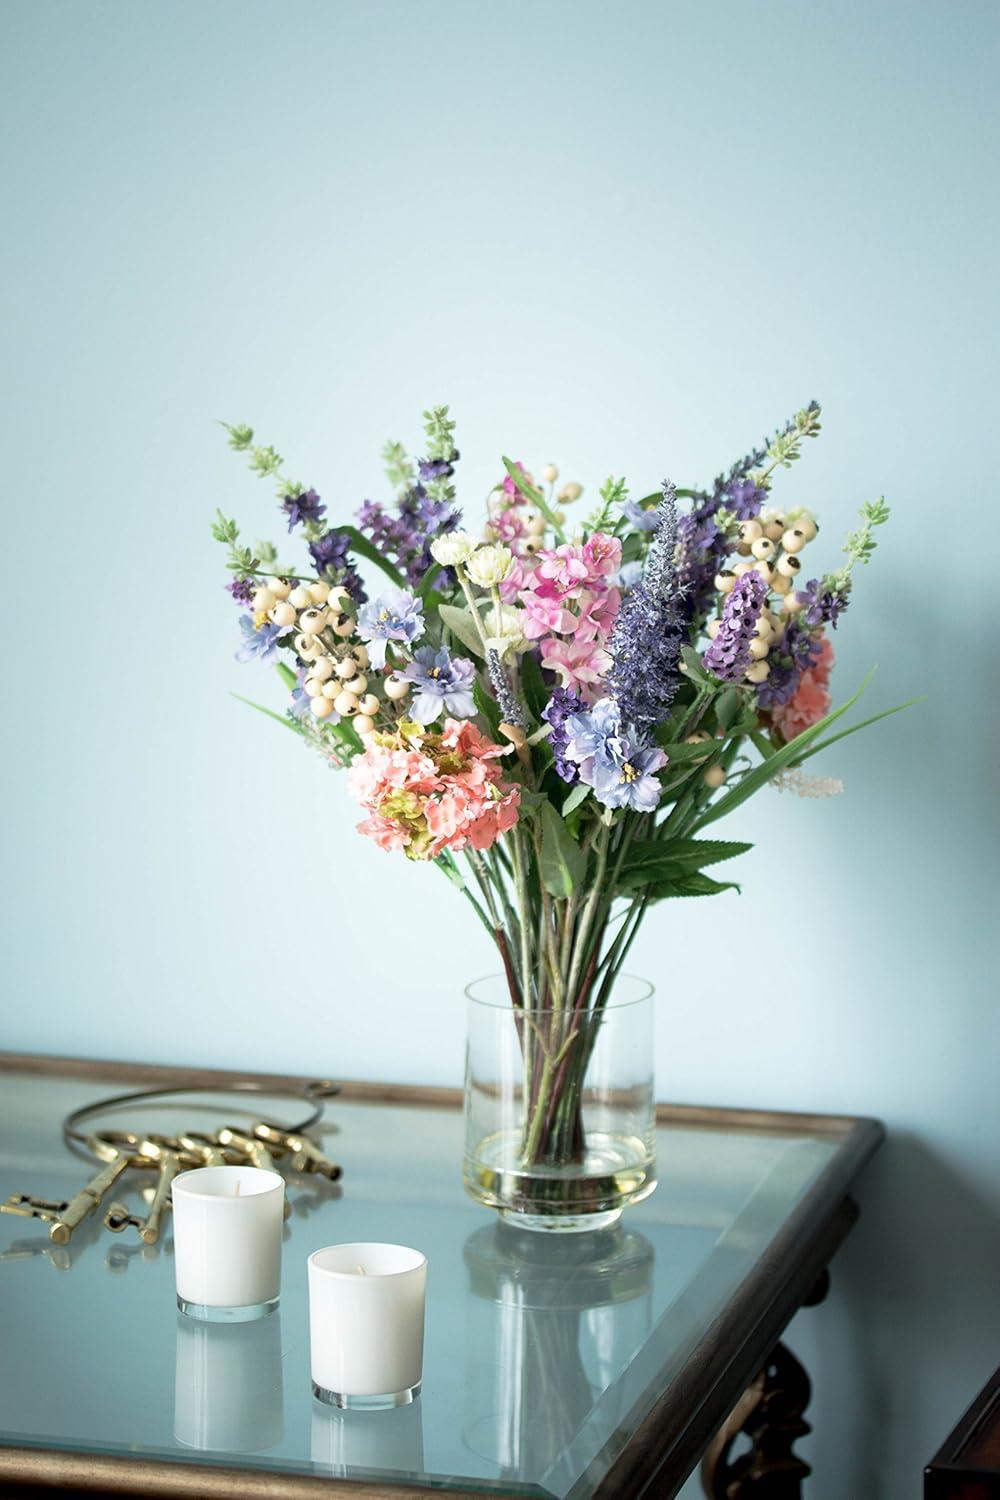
[231, 693, 303, 735]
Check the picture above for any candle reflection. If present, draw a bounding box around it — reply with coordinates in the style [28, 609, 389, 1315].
[173, 1311, 284, 1452]
[463, 1222, 653, 1485]
[311, 1398, 425, 1475]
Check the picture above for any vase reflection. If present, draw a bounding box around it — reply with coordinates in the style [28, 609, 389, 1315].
[462, 1221, 653, 1484]
[173, 1311, 284, 1452]
[311, 1398, 425, 1476]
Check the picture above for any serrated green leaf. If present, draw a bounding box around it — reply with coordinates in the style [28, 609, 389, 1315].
[616, 837, 751, 892]
[539, 802, 586, 897]
[649, 872, 740, 900]
[439, 604, 485, 658]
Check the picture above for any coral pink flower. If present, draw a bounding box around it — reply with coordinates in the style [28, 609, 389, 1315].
[350, 719, 520, 860]
[773, 637, 834, 740]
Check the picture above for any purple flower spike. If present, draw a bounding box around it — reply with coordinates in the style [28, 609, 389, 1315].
[282, 488, 326, 532]
[703, 571, 768, 682]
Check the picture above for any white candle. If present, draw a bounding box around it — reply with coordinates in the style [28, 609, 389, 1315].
[173, 1311, 284, 1452]
[308, 1242, 427, 1409]
[172, 1165, 284, 1321]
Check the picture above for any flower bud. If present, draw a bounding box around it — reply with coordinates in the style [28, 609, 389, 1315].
[542, 463, 558, 484]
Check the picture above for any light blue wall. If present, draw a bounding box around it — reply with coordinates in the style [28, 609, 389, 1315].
[2, 3, 997, 1495]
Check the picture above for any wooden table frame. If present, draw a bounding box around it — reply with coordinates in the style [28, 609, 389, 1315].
[0, 1052, 884, 1500]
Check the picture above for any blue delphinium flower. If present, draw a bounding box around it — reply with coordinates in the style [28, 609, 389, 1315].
[542, 687, 587, 784]
[620, 497, 660, 532]
[235, 614, 284, 664]
[356, 588, 425, 669]
[561, 697, 667, 813]
[608, 482, 687, 730]
[402, 646, 476, 724]
[282, 487, 326, 532]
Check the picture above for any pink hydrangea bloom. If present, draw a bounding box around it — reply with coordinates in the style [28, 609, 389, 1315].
[349, 718, 520, 860]
[773, 636, 834, 740]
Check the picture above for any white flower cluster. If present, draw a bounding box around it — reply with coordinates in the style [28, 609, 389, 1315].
[770, 768, 844, 798]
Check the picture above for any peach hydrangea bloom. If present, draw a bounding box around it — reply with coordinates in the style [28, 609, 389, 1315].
[348, 718, 520, 860]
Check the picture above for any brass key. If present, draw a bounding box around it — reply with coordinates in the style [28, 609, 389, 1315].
[252, 1123, 342, 1180]
[2, 1141, 134, 1244]
[104, 1139, 178, 1244]
[216, 1126, 276, 1171]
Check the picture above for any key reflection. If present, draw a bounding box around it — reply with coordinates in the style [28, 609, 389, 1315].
[173, 1310, 284, 1452]
[462, 1222, 653, 1483]
[311, 1399, 425, 1476]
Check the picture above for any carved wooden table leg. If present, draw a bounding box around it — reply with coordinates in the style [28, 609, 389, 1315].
[700, 1341, 814, 1499]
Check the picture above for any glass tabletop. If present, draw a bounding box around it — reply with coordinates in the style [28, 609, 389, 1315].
[0, 1070, 840, 1498]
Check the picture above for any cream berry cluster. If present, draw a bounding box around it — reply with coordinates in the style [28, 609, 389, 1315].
[250, 576, 382, 732]
[710, 508, 819, 683]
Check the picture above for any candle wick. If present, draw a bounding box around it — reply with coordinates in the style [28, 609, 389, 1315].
[357, 1264, 366, 1275]
[235, 1179, 241, 1197]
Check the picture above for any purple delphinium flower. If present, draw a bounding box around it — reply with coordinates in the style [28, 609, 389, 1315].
[281, 488, 326, 533]
[418, 451, 459, 483]
[402, 646, 476, 724]
[703, 571, 768, 682]
[357, 485, 462, 588]
[676, 477, 767, 619]
[356, 587, 425, 669]
[542, 687, 587, 783]
[608, 482, 687, 730]
[561, 697, 667, 812]
[226, 576, 256, 606]
[799, 577, 846, 629]
[309, 528, 366, 603]
[235, 614, 285, 664]
[754, 621, 822, 708]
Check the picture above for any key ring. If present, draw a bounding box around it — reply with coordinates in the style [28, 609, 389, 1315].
[62, 1078, 338, 1163]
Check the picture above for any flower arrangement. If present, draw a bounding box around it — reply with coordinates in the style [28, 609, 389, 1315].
[213, 402, 905, 1189]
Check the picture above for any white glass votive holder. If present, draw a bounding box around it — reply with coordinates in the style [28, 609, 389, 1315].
[172, 1165, 284, 1322]
[308, 1242, 427, 1410]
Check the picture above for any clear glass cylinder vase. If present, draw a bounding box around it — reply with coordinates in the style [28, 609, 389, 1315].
[462, 975, 657, 1232]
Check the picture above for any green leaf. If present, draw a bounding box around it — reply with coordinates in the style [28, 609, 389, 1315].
[501, 456, 544, 506]
[418, 563, 443, 599]
[650, 872, 740, 900]
[439, 604, 485, 658]
[334, 525, 405, 588]
[562, 783, 591, 816]
[616, 837, 751, 892]
[231, 694, 303, 735]
[695, 669, 878, 830]
[714, 687, 744, 731]
[518, 651, 548, 721]
[788, 697, 923, 768]
[275, 662, 297, 692]
[680, 646, 713, 685]
[538, 802, 587, 897]
[473, 677, 501, 735]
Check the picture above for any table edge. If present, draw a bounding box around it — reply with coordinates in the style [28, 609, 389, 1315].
[0, 1051, 878, 1141]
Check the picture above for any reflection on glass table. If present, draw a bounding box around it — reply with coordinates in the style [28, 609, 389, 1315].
[0, 1063, 879, 1499]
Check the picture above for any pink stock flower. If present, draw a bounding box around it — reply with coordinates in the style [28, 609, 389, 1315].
[772, 636, 834, 740]
[534, 544, 591, 598]
[541, 636, 613, 695]
[349, 718, 520, 860]
[521, 591, 576, 640]
[582, 533, 622, 578]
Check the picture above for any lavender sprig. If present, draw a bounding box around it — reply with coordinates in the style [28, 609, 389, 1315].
[487, 650, 526, 730]
[607, 481, 687, 729]
[703, 571, 768, 682]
